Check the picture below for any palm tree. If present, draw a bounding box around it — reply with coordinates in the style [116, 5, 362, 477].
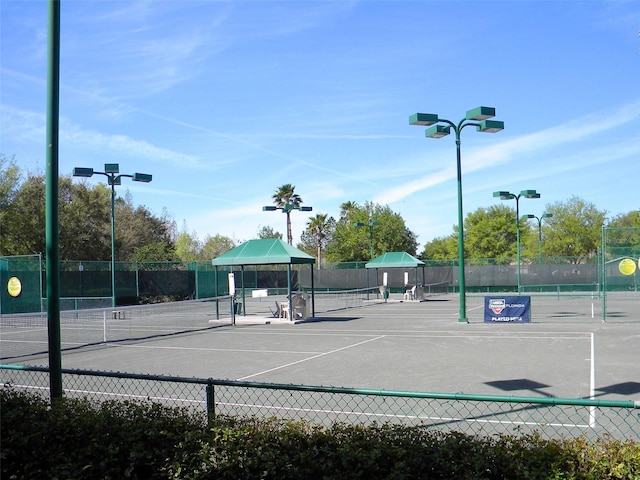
[306, 213, 335, 269]
[272, 184, 303, 245]
[339, 201, 358, 221]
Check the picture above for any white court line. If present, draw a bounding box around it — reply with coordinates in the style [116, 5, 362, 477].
[224, 327, 592, 339]
[237, 335, 386, 381]
[8, 384, 590, 431]
[116, 344, 323, 355]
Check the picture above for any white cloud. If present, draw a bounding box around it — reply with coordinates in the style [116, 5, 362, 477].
[372, 100, 640, 206]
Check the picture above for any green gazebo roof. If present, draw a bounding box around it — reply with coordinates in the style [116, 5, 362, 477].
[211, 238, 315, 266]
[364, 252, 425, 269]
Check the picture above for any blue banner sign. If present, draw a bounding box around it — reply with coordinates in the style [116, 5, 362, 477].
[484, 296, 531, 323]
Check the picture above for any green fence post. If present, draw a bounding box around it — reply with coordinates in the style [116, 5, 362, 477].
[206, 382, 215, 425]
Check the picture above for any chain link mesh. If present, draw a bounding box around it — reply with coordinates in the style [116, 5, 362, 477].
[2, 365, 637, 441]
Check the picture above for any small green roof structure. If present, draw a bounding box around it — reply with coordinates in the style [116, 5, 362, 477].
[211, 239, 316, 319]
[365, 251, 425, 269]
[211, 238, 315, 266]
[364, 252, 426, 293]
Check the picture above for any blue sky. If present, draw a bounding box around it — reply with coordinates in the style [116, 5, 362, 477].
[2, 1, 639, 250]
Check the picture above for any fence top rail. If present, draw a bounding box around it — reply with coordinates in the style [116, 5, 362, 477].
[2, 364, 638, 410]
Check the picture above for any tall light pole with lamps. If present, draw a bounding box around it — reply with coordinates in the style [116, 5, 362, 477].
[262, 202, 313, 318]
[410, 107, 504, 323]
[523, 213, 553, 264]
[73, 163, 152, 308]
[262, 203, 313, 245]
[493, 190, 541, 292]
[354, 219, 379, 261]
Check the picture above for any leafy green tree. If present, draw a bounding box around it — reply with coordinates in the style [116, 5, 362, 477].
[301, 213, 336, 269]
[420, 235, 457, 261]
[271, 184, 304, 245]
[420, 205, 534, 263]
[201, 234, 236, 259]
[602, 210, 640, 258]
[542, 196, 606, 263]
[62, 180, 173, 262]
[4, 173, 114, 260]
[0, 162, 175, 261]
[131, 242, 176, 262]
[0, 154, 20, 212]
[465, 204, 534, 263]
[0, 155, 24, 255]
[114, 191, 174, 261]
[325, 202, 417, 262]
[609, 210, 640, 228]
[1, 172, 47, 256]
[60, 179, 112, 260]
[174, 230, 201, 263]
[257, 225, 282, 240]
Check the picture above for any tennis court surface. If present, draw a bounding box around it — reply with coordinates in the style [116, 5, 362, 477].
[3, 292, 638, 403]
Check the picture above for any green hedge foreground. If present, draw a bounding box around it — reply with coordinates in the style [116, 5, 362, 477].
[2, 389, 639, 480]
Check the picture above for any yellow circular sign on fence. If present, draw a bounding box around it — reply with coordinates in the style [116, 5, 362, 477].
[618, 258, 636, 276]
[7, 276, 22, 297]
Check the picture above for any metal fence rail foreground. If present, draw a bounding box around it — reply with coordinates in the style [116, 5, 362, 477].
[1, 364, 638, 441]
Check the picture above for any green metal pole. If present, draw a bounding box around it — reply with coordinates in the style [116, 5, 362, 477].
[516, 196, 521, 293]
[454, 129, 467, 323]
[135, 261, 140, 298]
[368, 224, 374, 260]
[240, 266, 245, 316]
[537, 218, 543, 264]
[366, 267, 370, 301]
[310, 264, 315, 317]
[110, 177, 116, 308]
[214, 267, 219, 319]
[286, 264, 292, 319]
[46, 0, 63, 400]
[601, 224, 606, 322]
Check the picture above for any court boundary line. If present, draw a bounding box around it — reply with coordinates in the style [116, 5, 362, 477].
[9, 383, 591, 433]
[237, 335, 386, 381]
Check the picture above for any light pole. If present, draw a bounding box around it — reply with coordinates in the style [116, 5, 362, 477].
[523, 213, 553, 264]
[354, 219, 379, 260]
[262, 203, 312, 245]
[410, 107, 504, 323]
[73, 163, 152, 308]
[493, 190, 541, 292]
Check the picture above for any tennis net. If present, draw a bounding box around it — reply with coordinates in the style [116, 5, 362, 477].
[309, 282, 449, 312]
[311, 287, 382, 313]
[0, 296, 234, 361]
[419, 281, 450, 297]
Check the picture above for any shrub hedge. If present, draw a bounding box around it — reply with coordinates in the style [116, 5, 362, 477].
[2, 388, 638, 479]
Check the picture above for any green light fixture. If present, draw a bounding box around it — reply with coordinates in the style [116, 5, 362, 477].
[73, 163, 153, 308]
[354, 220, 380, 260]
[493, 189, 541, 291]
[410, 106, 504, 323]
[262, 203, 313, 244]
[523, 213, 553, 264]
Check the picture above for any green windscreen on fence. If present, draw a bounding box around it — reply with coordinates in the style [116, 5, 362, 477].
[0, 255, 42, 314]
[603, 227, 640, 292]
[602, 226, 640, 321]
[2, 244, 638, 316]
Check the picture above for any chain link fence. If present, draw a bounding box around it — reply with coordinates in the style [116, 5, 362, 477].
[2, 364, 637, 441]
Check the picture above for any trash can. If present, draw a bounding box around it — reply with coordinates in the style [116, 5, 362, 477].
[291, 293, 309, 320]
[234, 300, 243, 314]
[379, 286, 389, 300]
